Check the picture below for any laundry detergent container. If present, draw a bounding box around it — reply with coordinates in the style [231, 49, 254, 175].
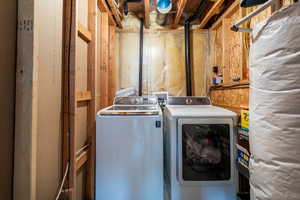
[249, 3, 300, 200]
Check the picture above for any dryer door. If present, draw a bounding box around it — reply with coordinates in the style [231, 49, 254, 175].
[177, 118, 234, 186]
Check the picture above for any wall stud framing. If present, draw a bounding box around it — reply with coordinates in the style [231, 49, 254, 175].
[62, 0, 97, 199]
[100, 12, 109, 109]
[173, 0, 187, 27]
[86, 0, 97, 198]
[144, 0, 150, 28]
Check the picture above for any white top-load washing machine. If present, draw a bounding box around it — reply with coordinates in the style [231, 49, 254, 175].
[164, 97, 238, 200]
[96, 96, 164, 200]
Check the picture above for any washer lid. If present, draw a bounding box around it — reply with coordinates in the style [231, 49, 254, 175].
[166, 105, 237, 118]
[113, 96, 158, 106]
[99, 105, 160, 115]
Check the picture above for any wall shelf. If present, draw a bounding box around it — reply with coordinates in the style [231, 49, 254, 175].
[210, 80, 249, 90]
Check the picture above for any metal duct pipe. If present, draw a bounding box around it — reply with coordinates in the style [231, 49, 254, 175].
[156, 0, 172, 26]
[138, 19, 144, 96]
[156, 12, 168, 25]
[184, 0, 209, 96]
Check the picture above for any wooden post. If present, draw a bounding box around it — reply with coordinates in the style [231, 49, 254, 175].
[108, 25, 116, 105]
[14, 0, 38, 199]
[62, 0, 72, 196]
[144, 0, 150, 28]
[86, 0, 97, 199]
[62, 0, 78, 199]
[222, 18, 230, 83]
[100, 12, 109, 108]
[68, 0, 78, 198]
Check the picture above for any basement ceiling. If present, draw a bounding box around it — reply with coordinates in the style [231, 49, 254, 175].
[117, 0, 235, 28]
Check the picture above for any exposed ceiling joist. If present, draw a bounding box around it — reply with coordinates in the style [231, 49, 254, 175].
[98, 0, 121, 27]
[173, 0, 187, 27]
[106, 0, 123, 25]
[199, 0, 224, 28]
[144, 0, 150, 28]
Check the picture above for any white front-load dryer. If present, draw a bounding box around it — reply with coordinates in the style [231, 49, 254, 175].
[164, 97, 238, 200]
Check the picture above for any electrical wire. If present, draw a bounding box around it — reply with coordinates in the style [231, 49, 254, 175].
[54, 162, 69, 200]
[76, 143, 90, 156]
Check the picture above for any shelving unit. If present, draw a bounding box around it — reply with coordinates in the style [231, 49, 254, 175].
[237, 162, 250, 179]
[238, 127, 249, 140]
[210, 80, 249, 90]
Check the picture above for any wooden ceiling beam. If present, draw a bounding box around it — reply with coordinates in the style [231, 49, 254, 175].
[144, 0, 150, 28]
[106, 0, 123, 27]
[199, 0, 225, 28]
[211, 0, 239, 30]
[98, 0, 117, 26]
[173, 0, 187, 27]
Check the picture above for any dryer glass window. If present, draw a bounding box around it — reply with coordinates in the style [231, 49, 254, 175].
[181, 124, 231, 181]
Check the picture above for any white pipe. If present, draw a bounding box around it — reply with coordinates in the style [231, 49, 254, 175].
[231, 0, 276, 32]
[54, 162, 69, 200]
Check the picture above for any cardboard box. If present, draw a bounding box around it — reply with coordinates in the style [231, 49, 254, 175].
[241, 109, 249, 131]
[236, 144, 250, 169]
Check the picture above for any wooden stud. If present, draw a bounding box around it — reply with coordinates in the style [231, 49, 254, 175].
[76, 91, 92, 102]
[69, 0, 78, 197]
[67, 0, 78, 199]
[240, 7, 248, 80]
[76, 150, 89, 171]
[209, 0, 250, 116]
[222, 18, 230, 83]
[173, 0, 187, 27]
[98, 0, 117, 26]
[144, 0, 150, 28]
[108, 25, 116, 105]
[14, 0, 38, 199]
[62, 0, 73, 196]
[78, 23, 92, 42]
[61, 0, 79, 198]
[199, 0, 225, 28]
[86, 0, 97, 198]
[100, 12, 109, 108]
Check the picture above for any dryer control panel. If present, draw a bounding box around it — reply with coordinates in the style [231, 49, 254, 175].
[167, 96, 211, 105]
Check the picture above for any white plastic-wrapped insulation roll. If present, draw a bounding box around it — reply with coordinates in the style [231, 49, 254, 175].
[249, 3, 300, 200]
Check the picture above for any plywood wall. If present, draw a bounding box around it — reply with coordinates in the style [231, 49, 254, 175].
[208, 1, 273, 113]
[208, 1, 293, 113]
[35, 0, 63, 199]
[14, 0, 64, 199]
[210, 88, 249, 113]
[0, 0, 17, 199]
[116, 16, 209, 97]
[76, 0, 89, 198]
[210, 4, 246, 84]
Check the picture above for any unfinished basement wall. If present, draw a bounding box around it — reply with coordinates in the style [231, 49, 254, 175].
[76, 0, 89, 198]
[208, 0, 295, 113]
[14, 0, 64, 199]
[0, 0, 17, 199]
[208, 2, 273, 113]
[35, 0, 63, 200]
[116, 14, 209, 97]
